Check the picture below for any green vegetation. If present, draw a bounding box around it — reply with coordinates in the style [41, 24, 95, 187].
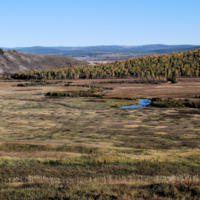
[1, 180, 200, 199]
[0, 150, 200, 199]
[65, 83, 113, 90]
[0, 74, 12, 80]
[111, 99, 139, 108]
[93, 79, 168, 84]
[151, 97, 200, 108]
[45, 86, 139, 106]
[17, 80, 64, 87]
[46, 90, 104, 97]
[0, 48, 4, 54]
[14, 48, 200, 81]
[0, 143, 98, 154]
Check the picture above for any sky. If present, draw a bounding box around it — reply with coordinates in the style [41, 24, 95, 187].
[1, 0, 200, 47]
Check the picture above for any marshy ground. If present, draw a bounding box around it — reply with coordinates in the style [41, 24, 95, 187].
[0, 78, 200, 199]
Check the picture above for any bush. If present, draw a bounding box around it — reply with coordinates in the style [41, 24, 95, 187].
[46, 91, 104, 98]
[151, 97, 200, 108]
[171, 74, 178, 84]
[17, 83, 29, 87]
[0, 48, 4, 54]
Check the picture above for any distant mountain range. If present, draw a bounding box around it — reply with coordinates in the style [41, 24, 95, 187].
[1, 45, 200, 61]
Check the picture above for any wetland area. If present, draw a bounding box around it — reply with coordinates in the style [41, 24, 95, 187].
[0, 77, 200, 199]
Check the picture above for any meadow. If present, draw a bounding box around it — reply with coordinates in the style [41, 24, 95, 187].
[0, 78, 199, 199]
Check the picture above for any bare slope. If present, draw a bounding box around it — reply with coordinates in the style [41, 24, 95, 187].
[0, 51, 88, 74]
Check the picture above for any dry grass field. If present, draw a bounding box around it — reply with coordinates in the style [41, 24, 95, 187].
[0, 78, 200, 199]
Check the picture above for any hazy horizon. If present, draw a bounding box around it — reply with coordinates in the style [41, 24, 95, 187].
[2, 44, 200, 49]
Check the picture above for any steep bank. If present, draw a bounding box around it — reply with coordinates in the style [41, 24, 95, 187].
[0, 51, 88, 74]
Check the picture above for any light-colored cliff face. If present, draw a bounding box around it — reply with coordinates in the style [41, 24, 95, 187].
[0, 52, 88, 74]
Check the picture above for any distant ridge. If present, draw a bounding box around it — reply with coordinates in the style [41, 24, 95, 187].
[2, 44, 199, 53]
[2, 44, 199, 61]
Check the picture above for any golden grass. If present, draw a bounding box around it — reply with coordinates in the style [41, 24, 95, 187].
[123, 125, 140, 128]
[155, 132, 168, 135]
[182, 134, 198, 138]
[0, 79, 200, 199]
[153, 126, 167, 129]
[0, 150, 83, 159]
[0, 81, 199, 160]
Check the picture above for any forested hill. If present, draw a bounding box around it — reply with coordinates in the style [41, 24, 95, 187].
[14, 48, 200, 80]
[0, 50, 88, 75]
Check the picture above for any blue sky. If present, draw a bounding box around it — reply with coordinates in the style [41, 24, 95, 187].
[1, 0, 200, 47]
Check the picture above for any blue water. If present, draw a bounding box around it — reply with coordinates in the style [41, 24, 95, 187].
[103, 90, 108, 92]
[121, 99, 152, 109]
[38, 94, 45, 97]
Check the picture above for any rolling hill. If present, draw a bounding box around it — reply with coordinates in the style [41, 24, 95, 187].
[0, 51, 88, 75]
[14, 48, 200, 80]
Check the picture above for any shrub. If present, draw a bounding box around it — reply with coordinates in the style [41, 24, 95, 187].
[17, 83, 30, 87]
[0, 48, 4, 54]
[151, 97, 200, 108]
[46, 91, 104, 98]
[171, 73, 178, 84]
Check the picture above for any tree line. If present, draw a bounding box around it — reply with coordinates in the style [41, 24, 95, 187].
[13, 49, 200, 80]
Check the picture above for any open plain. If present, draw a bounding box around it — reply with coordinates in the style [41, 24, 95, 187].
[0, 78, 200, 199]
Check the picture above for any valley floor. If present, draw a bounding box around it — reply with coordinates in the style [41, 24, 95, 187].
[0, 78, 200, 199]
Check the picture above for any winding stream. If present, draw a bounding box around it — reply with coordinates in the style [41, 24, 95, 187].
[121, 99, 152, 108]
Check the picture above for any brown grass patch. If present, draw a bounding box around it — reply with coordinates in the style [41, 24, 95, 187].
[12, 89, 42, 92]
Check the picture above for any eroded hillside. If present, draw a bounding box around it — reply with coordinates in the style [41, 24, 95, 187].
[0, 51, 88, 74]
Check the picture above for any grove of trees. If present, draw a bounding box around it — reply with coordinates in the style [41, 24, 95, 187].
[0, 48, 4, 54]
